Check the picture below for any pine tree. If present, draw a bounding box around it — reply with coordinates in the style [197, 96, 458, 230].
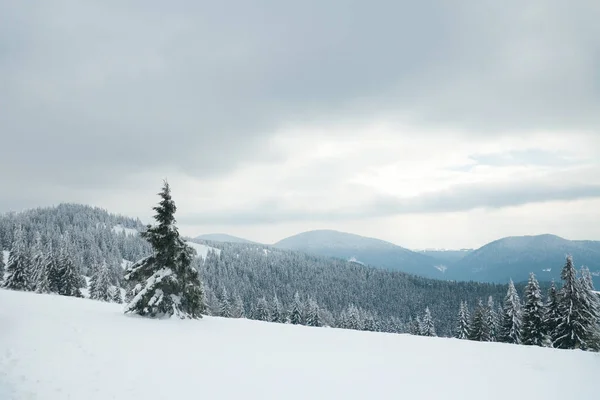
[252, 296, 270, 321]
[408, 316, 421, 335]
[46, 244, 61, 294]
[0, 247, 5, 284]
[124, 181, 204, 319]
[91, 260, 111, 302]
[232, 293, 245, 318]
[455, 301, 471, 339]
[112, 286, 123, 304]
[289, 291, 304, 325]
[3, 226, 31, 291]
[554, 256, 595, 349]
[270, 294, 284, 323]
[29, 232, 45, 291]
[469, 299, 487, 341]
[305, 298, 321, 327]
[578, 267, 600, 350]
[521, 273, 548, 346]
[544, 281, 561, 344]
[218, 287, 232, 318]
[421, 307, 436, 337]
[346, 304, 363, 330]
[499, 279, 522, 344]
[485, 296, 497, 342]
[57, 233, 83, 297]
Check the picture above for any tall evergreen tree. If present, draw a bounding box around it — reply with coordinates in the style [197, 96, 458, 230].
[289, 291, 304, 325]
[521, 273, 548, 346]
[124, 182, 205, 319]
[578, 267, 600, 350]
[232, 293, 245, 318]
[91, 260, 111, 302]
[305, 298, 321, 327]
[218, 287, 231, 318]
[270, 294, 284, 323]
[57, 233, 83, 297]
[499, 279, 522, 344]
[455, 301, 471, 340]
[29, 231, 45, 291]
[112, 286, 123, 304]
[346, 304, 363, 330]
[408, 316, 421, 335]
[3, 226, 31, 291]
[544, 281, 560, 344]
[0, 247, 5, 284]
[469, 299, 488, 341]
[252, 296, 270, 321]
[554, 256, 595, 349]
[485, 296, 497, 342]
[421, 307, 436, 337]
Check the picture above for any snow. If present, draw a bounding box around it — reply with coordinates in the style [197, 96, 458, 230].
[121, 259, 133, 270]
[434, 264, 448, 273]
[1, 289, 599, 400]
[348, 257, 365, 266]
[111, 224, 138, 236]
[185, 241, 221, 259]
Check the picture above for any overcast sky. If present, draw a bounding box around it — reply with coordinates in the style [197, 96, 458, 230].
[1, 1, 599, 249]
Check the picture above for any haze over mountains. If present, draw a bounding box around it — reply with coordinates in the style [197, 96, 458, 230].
[198, 229, 600, 286]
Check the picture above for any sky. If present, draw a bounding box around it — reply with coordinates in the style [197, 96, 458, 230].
[1, 1, 599, 249]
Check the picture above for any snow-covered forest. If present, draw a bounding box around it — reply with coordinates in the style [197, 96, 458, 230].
[1, 198, 599, 349]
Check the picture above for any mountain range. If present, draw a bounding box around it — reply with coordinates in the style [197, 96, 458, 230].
[198, 229, 600, 286]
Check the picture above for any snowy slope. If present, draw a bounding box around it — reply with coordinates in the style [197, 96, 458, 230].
[185, 241, 221, 259]
[195, 233, 255, 244]
[1, 290, 598, 400]
[111, 224, 138, 236]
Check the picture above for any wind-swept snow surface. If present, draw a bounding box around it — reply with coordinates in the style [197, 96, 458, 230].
[0, 289, 598, 400]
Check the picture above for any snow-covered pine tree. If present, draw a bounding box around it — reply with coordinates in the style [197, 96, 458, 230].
[305, 298, 321, 327]
[455, 301, 470, 339]
[124, 181, 204, 319]
[270, 294, 284, 323]
[218, 287, 232, 318]
[553, 256, 595, 349]
[3, 225, 31, 291]
[408, 316, 419, 335]
[289, 291, 304, 325]
[29, 231, 45, 291]
[346, 304, 363, 330]
[0, 247, 5, 284]
[521, 273, 548, 346]
[499, 279, 522, 344]
[57, 233, 83, 297]
[112, 286, 123, 304]
[252, 296, 270, 321]
[544, 281, 560, 344]
[363, 311, 377, 332]
[469, 299, 487, 341]
[486, 296, 497, 342]
[91, 260, 111, 302]
[421, 307, 436, 337]
[578, 266, 600, 350]
[232, 293, 245, 318]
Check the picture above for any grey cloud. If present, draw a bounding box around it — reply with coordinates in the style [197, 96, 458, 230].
[182, 180, 600, 225]
[1, 1, 599, 209]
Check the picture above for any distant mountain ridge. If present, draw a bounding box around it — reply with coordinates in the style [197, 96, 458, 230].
[195, 233, 255, 244]
[273, 229, 444, 278]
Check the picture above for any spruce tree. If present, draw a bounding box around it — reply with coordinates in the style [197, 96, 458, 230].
[252, 297, 270, 321]
[91, 260, 111, 302]
[289, 291, 304, 325]
[554, 256, 594, 349]
[469, 299, 486, 341]
[270, 294, 284, 323]
[112, 286, 123, 304]
[578, 267, 600, 350]
[544, 281, 560, 344]
[0, 247, 5, 284]
[3, 226, 31, 291]
[499, 279, 522, 344]
[232, 293, 245, 318]
[485, 296, 497, 342]
[46, 244, 62, 294]
[455, 301, 471, 339]
[521, 273, 548, 346]
[218, 287, 232, 318]
[124, 181, 205, 319]
[421, 307, 436, 337]
[57, 233, 83, 297]
[408, 316, 421, 335]
[305, 298, 321, 327]
[29, 232, 46, 291]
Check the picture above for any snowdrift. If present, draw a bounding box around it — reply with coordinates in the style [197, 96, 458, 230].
[0, 289, 598, 400]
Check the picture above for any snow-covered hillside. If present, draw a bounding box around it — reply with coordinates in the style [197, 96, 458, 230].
[185, 241, 221, 259]
[1, 290, 598, 400]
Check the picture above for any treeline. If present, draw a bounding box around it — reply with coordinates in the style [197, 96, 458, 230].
[451, 257, 600, 351]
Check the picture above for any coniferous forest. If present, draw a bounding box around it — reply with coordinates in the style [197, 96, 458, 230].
[1, 184, 599, 350]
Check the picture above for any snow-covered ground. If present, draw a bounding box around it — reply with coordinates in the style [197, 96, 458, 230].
[111, 224, 138, 236]
[1, 290, 598, 400]
[185, 241, 221, 259]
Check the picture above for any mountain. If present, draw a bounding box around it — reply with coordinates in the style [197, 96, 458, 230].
[195, 233, 256, 244]
[1, 289, 598, 399]
[273, 230, 443, 278]
[447, 234, 600, 286]
[417, 249, 472, 265]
